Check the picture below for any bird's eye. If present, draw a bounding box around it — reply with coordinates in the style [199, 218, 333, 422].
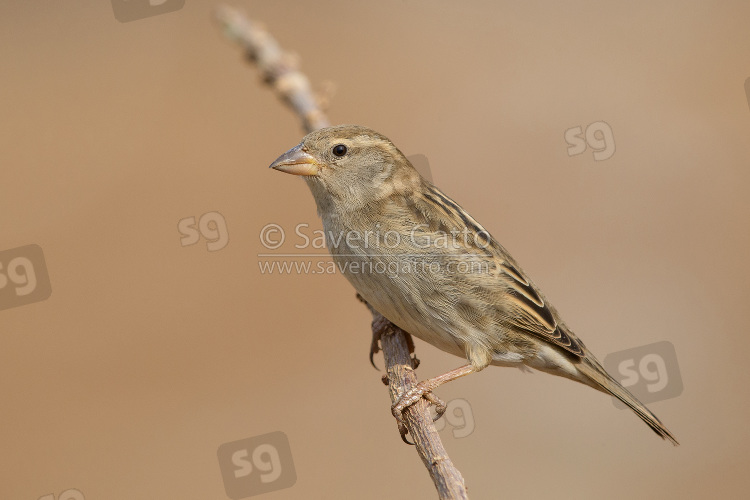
[332, 144, 347, 157]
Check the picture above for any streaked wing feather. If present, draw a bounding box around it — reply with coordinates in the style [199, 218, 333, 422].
[416, 183, 583, 357]
[499, 261, 583, 356]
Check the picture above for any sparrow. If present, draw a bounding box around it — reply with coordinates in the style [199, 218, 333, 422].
[269, 124, 678, 445]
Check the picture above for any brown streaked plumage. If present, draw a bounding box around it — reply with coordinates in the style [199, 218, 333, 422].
[269, 124, 679, 445]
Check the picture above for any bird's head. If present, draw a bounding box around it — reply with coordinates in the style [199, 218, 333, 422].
[269, 125, 422, 212]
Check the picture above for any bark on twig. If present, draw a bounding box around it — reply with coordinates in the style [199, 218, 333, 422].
[214, 5, 330, 133]
[363, 301, 469, 500]
[214, 6, 468, 498]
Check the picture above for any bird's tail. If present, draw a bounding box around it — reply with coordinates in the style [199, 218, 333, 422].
[576, 360, 680, 446]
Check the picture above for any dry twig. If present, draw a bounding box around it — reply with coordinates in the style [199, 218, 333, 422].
[214, 5, 330, 132]
[214, 6, 468, 498]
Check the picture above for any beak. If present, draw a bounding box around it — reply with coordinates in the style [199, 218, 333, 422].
[269, 144, 320, 176]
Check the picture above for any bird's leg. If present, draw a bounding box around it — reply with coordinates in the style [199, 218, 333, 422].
[391, 364, 475, 438]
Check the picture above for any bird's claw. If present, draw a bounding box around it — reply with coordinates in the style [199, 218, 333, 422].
[425, 392, 447, 422]
[391, 382, 447, 444]
[369, 331, 382, 370]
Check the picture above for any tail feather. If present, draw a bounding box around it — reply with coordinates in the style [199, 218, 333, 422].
[576, 361, 680, 446]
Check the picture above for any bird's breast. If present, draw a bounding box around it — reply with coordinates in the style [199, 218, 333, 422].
[320, 217, 468, 358]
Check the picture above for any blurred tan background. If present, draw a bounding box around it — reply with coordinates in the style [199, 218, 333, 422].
[2, 1, 749, 499]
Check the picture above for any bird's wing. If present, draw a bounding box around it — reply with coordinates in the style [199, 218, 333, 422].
[415, 183, 583, 357]
[494, 257, 584, 356]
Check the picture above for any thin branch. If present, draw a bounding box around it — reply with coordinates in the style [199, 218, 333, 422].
[214, 4, 330, 133]
[364, 300, 469, 499]
[214, 6, 468, 499]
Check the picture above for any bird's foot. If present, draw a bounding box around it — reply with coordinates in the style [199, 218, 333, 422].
[362, 294, 419, 370]
[371, 325, 419, 370]
[391, 382, 447, 443]
[390, 364, 476, 443]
